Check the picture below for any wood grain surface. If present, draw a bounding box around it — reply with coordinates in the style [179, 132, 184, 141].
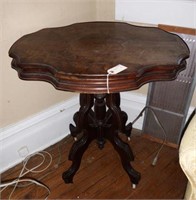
[9, 22, 189, 93]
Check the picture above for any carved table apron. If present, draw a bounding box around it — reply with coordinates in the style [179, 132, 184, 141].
[9, 22, 189, 187]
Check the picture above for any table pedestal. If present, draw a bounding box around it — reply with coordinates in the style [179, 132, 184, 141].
[62, 93, 141, 186]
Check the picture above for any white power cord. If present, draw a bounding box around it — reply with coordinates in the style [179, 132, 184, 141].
[132, 106, 167, 166]
[0, 151, 52, 199]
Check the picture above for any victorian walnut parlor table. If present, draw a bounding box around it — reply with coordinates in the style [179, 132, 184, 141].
[9, 22, 189, 187]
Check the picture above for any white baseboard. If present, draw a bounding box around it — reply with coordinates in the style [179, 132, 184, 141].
[0, 96, 79, 173]
[0, 92, 194, 173]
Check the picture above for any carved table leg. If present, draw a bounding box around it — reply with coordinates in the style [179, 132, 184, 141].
[62, 93, 141, 186]
[62, 130, 93, 183]
[62, 94, 94, 183]
[106, 94, 141, 185]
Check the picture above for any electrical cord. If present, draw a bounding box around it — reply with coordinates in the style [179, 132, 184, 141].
[17, 142, 63, 189]
[0, 151, 53, 200]
[0, 136, 70, 199]
[131, 106, 167, 166]
[0, 178, 50, 199]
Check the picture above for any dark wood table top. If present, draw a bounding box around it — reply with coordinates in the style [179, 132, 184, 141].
[9, 22, 189, 93]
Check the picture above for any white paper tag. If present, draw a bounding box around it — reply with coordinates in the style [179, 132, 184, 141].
[107, 64, 127, 74]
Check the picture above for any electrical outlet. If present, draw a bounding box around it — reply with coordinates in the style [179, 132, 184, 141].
[18, 146, 29, 158]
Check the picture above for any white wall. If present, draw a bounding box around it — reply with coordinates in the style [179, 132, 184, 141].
[115, 0, 196, 107]
[0, 0, 97, 128]
[115, 0, 196, 28]
[96, 0, 115, 21]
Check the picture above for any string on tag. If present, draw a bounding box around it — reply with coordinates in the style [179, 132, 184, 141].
[107, 73, 111, 94]
[106, 64, 128, 94]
